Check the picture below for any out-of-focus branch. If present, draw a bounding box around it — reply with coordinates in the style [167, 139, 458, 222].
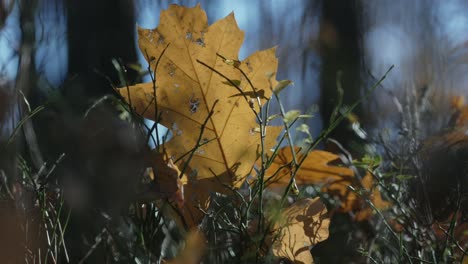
[0, 0, 14, 30]
[319, 0, 364, 150]
[16, 0, 44, 170]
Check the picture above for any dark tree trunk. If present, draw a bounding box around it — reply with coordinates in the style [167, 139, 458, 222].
[66, 0, 138, 98]
[319, 0, 363, 150]
[313, 1, 367, 263]
[57, 2, 147, 261]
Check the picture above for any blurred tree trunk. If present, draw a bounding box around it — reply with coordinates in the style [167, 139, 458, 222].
[66, 0, 138, 99]
[314, 1, 366, 263]
[319, 0, 363, 150]
[62, 1, 143, 261]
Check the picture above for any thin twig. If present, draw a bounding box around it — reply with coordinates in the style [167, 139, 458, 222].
[179, 100, 219, 178]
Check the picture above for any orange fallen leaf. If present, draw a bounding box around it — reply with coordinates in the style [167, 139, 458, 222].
[264, 147, 390, 220]
[164, 230, 206, 264]
[348, 170, 391, 221]
[270, 198, 329, 264]
[431, 213, 468, 260]
[264, 147, 354, 186]
[139, 151, 184, 209]
[449, 95, 468, 127]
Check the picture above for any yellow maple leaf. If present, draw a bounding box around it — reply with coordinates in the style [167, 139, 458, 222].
[270, 198, 329, 264]
[119, 4, 281, 188]
[264, 147, 390, 220]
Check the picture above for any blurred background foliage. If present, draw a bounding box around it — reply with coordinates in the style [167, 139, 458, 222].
[0, 0, 467, 262]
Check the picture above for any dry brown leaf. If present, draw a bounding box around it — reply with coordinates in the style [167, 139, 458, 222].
[449, 95, 468, 127]
[270, 198, 329, 264]
[119, 4, 282, 188]
[139, 151, 184, 209]
[265, 147, 390, 220]
[350, 171, 391, 221]
[164, 230, 206, 264]
[430, 212, 468, 260]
